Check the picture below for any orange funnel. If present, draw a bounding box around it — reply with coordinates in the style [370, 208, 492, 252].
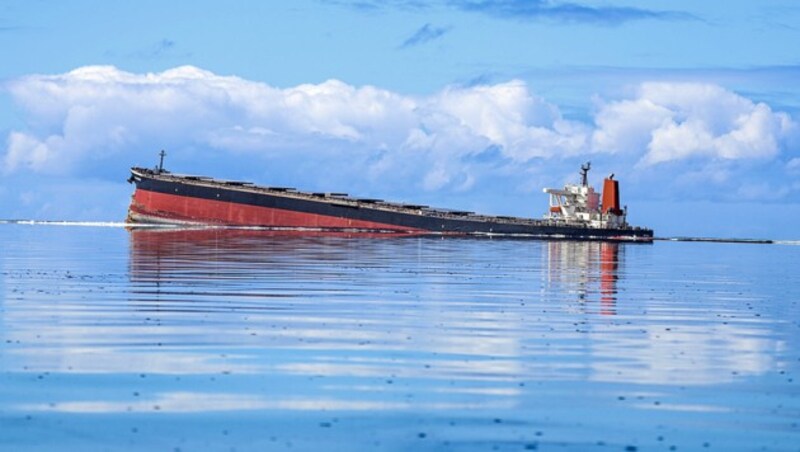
[602, 178, 622, 215]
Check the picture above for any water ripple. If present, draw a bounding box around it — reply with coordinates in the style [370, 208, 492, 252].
[1, 225, 799, 450]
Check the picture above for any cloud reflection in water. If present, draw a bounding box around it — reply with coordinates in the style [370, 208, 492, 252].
[1, 225, 797, 450]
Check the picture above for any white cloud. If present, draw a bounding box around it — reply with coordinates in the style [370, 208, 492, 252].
[3, 67, 797, 206]
[591, 98, 673, 155]
[592, 82, 796, 165]
[2, 66, 584, 192]
[426, 81, 587, 161]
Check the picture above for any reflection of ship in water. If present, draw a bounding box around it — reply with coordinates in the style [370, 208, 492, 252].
[545, 241, 620, 315]
[599, 242, 619, 315]
[126, 227, 533, 396]
[128, 227, 415, 284]
[131, 229, 623, 317]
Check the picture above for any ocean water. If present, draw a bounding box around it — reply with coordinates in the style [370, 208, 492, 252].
[0, 223, 798, 451]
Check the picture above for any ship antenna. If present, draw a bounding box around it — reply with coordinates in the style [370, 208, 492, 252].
[580, 161, 591, 186]
[158, 150, 166, 173]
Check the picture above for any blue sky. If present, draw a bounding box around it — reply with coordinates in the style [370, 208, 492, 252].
[1, 0, 799, 239]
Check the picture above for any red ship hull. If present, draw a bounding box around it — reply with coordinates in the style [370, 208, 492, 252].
[129, 188, 425, 232]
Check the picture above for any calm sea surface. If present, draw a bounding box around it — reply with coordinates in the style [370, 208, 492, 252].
[0, 223, 798, 451]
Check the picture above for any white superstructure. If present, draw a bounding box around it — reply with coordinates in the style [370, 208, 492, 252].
[543, 163, 628, 229]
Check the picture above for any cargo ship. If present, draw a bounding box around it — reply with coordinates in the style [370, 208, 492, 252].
[126, 154, 653, 241]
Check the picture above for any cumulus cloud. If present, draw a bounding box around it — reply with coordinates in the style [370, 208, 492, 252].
[2, 66, 586, 192]
[592, 82, 797, 166]
[2, 66, 798, 209]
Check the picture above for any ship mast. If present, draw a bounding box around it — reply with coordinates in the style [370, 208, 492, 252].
[157, 150, 166, 173]
[580, 161, 590, 187]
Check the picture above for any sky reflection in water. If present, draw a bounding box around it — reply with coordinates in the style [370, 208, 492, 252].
[0, 225, 798, 450]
